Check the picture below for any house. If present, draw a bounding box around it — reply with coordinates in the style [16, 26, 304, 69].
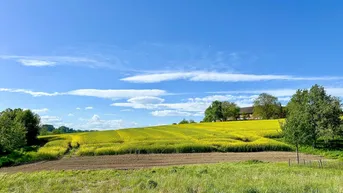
[238, 107, 255, 120]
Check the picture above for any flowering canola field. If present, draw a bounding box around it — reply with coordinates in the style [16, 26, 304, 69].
[39, 120, 291, 157]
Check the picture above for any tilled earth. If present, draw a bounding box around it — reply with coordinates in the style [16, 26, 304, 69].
[0, 152, 323, 173]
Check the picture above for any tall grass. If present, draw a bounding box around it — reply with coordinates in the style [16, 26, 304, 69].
[1, 161, 342, 192]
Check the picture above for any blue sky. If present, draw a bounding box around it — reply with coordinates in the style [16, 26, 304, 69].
[1, 0, 343, 130]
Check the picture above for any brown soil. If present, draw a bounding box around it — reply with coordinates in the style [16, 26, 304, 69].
[0, 152, 323, 173]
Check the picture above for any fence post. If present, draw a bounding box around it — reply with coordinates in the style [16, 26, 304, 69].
[288, 159, 291, 167]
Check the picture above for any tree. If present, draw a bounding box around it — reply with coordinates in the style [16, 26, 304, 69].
[281, 90, 312, 164]
[203, 106, 214, 122]
[203, 101, 223, 122]
[41, 124, 55, 132]
[307, 85, 342, 144]
[221, 102, 240, 121]
[15, 109, 41, 145]
[179, 119, 189, 124]
[0, 110, 27, 153]
[189, 119, 196, 123]
[253, 93, 282, 119]
[283, 85, 342, 163]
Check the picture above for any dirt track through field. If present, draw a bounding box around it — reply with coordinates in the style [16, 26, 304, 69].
[0, 152, 323, 173]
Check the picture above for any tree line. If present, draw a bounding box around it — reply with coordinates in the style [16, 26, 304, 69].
[282, 85, 343, 163]
[40, 124, 94, 135]
[201, 84, 343, 163]
[203, 93, 286, 122]
[0, 108, 91, 155]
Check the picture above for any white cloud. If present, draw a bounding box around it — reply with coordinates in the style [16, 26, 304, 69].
[76, 107, 81, 110]
[41, 115, 62, 124]
[112, 94, 260, 118]
[121, 71, 343, 83]
[127, 96, 164, 104]
[32, 108, 49, 113]
[67, 89, 166, 100]
[0, 55, 100, 68]
[76, 114, 137, 130]
[104, 113, 116, 116]
[68, 113, 74, 116]
[0, 88, 167, 99]
[210, 87, 343, 97]
[120, 109, 133, 112]
[17, 59, 56, 67]
[0, 88, 60, 97]
[85, 106, 93, 110]
[151, 110, 202, 117]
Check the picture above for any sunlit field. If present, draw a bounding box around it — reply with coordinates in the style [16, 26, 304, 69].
[1, 161, 343, 193]
[38, 120, 291, 157]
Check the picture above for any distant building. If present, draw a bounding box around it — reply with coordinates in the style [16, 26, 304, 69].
[238, 107, 256, 120]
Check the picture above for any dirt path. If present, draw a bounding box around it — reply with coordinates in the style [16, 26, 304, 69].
[0, 152, 323, 173]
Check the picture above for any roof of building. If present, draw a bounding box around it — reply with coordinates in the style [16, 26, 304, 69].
[239, 107, 254, 114]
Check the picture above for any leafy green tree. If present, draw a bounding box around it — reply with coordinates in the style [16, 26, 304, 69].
[211, 101, 223, 121]
[283, 85, 342, 162]
[179, 119, 189, 124]
[307, 85, 342, 144]
[221, 102, 240, 121]
[189, 119, 196, 123]
[15, 109, 41, 145]
[41, 124, 55, 132]
[253, 93, 282, 119]
[203, 106, 214, 122]
[0, 110, 27, 153]
[281, 90, 312, 163]
[203, 101, 223, 122]
[39, 127, 49, 136]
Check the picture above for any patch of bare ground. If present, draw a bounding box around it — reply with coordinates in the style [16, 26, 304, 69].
[0, 152, 323, 173]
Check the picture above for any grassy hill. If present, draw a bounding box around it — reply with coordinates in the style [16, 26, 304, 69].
[37, 120, 291, 159]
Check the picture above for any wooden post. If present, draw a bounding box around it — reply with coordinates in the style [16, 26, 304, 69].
[288, 159, 291, 166]
[296, 144, 300, 164]
[319, 159, 323, 168]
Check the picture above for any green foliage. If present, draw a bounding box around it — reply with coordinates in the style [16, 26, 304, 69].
[40, 124, 93, 135]
[0, 108, 41, 147]
[15, 109, 41, 145]
[203, 101, 240, 122]
[253, 93, 282, 119]
[285, 85, 342, 147]
[0, 110, 27, 153]
[221, 101, 240, 121]
[179, 119, 189, 124]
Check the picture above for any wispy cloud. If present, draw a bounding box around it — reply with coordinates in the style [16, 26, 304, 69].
[121, 71, 343, 83]
[67, 89, 167, 100]
[68, 113, 74, 116]
[151, 110, 202, 117]
[76, 107, 81, 110]
[41, 115, 62, 124]
[85, 106, 93, 110]
[18, 59, 56, 67]
[210, 87, 343, 97]
[74, 114, 137, 130]
[0, 88, 167, 99]
[111, 94, 261, 117]
[32, 108, 49, 113]
[0, 88, 60, 97]
[0, 55, 108, 68]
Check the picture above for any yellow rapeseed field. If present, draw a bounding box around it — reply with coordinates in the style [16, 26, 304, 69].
[38, 119, 292, 157]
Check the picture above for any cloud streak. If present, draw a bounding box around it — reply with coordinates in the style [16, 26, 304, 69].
[0, 55, 110, 68]
[210, 87, 343, 97]
[0, 88, 167, 99]
[121, 71, 343, 83]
